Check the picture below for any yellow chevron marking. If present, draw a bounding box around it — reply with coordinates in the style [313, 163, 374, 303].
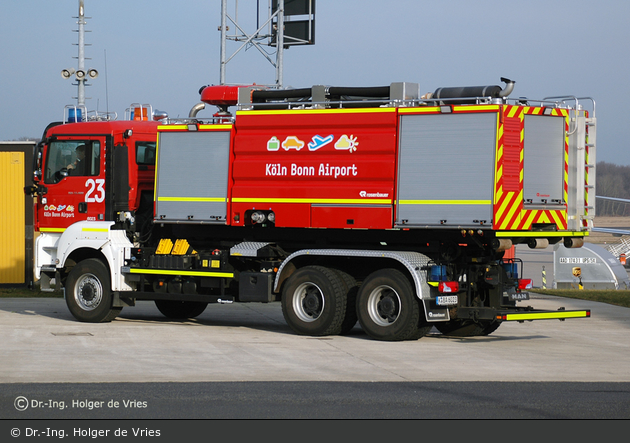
[507, 106, 519, 118]
[551, 210, 567, 229]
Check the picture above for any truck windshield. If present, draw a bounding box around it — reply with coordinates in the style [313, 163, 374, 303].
[44, 140, 101, 183]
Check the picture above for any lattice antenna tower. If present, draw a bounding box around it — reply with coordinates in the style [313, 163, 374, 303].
[219, 0, 315, 88]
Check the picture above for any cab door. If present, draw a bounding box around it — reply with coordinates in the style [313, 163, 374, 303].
[39, 136, 107, 232]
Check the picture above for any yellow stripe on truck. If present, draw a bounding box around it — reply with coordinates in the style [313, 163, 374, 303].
[232, 197, 391, 205]
[399, 199, 491, 205]
[127, 268, 234, 278]
[495, 231, 588, 238]
[158, 197, 227, 203]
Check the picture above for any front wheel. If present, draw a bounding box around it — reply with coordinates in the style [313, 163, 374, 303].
[65, 258, 121, 323]
[356, 269, 422, 341]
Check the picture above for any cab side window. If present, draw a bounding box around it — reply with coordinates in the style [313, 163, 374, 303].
[136, 141, 156, 166]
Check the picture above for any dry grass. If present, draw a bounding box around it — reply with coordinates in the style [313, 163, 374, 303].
[588, 216, 630, 245]
[530, 289, 630, 309]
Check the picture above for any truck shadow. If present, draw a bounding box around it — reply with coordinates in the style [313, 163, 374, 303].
[425, 332, 550, 342]
[114, 309, 297, 336]
[114, 313, 550, 342]
[0, 300, 550, 342]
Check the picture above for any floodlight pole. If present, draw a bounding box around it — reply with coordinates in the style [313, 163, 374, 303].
[63, 0, 98, 109]
[220, 0, 227, 85]
[77, 0, 86, 106]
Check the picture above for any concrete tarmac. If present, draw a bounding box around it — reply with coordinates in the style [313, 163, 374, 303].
[2, 294, 629, 384]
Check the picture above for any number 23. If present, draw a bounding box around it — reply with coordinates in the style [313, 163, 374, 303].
[85, 178, 105, 203]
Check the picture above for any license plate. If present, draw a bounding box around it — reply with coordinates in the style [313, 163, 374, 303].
[436, 295, 458, 306]
[508, 292, 530, 301]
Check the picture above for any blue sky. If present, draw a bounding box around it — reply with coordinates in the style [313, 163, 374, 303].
[1, 0, 629, 164]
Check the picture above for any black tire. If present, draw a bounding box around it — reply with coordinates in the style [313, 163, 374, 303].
[479, 320, 502, 336]
[281, 265, 347, 336]
[356, 269, 420, 341]
[434, 319, 502, 337]
[333, 269, 359, 335]
[410, 313, 433, 341]
[65, 258, 121, 323]
[434, 320, 480, 337]
[154, 300, 208, 319]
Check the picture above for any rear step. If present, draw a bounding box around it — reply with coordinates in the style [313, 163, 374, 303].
[496, 309, 591, 322]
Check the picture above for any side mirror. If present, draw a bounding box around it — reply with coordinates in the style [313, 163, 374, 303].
[24, 184, 47, 196]
[53, 168, 69, 184]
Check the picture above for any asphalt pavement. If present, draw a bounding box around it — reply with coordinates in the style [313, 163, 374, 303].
[1, 294, 628, 384]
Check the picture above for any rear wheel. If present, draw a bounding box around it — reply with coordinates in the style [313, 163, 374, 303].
[65, 258, 121, 323]
[155, 300, 208, 319]
[356, 269, 421, 341]
[333, 269, 359, 335]
[479, 320, 502, 336]
[281, 266, 347, 336]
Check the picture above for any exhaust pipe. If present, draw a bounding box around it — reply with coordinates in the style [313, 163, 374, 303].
[432, 77, 516, 104]
[189, 103, 206, 118]
[498, 77, 515, 98]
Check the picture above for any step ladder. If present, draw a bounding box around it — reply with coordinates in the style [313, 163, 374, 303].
[565, 97, 597, 232]
[582, 112, 597, 230]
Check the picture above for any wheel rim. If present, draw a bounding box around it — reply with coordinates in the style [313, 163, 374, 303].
[293, 282, 324, 322]
[74, 273, 103, 311]
[367, 285, 401, 326]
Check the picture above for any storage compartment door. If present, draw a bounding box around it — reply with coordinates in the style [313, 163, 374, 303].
[396, 113, 496, 227]
[155, 130, 230, 223]
[523, 115, 565, 206]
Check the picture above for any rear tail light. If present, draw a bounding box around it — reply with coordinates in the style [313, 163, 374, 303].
[438, 281, 459, 293]
[518, 279, 533, 290]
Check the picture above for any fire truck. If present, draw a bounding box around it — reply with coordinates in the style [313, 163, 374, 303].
[28, 79, 594, 341]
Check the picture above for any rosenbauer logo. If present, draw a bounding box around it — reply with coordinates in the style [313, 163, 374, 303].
[360, 191, 389, 198]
